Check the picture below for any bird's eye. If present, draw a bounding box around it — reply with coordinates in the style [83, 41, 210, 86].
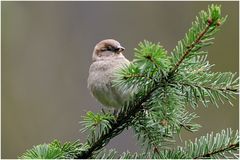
[100, 46, 118, 52]
[100, 47, 114, 52]
[106, 46, 114, 51]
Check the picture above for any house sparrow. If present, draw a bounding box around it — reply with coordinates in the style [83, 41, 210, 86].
[87, 39, 130, 110]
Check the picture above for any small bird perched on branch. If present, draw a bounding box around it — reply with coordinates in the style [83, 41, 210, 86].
[88, 39, 130, 112]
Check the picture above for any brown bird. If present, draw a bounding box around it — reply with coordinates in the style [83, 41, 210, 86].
[87, 39, 130, 110]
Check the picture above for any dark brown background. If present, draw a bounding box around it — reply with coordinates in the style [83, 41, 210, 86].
[2, 1, 239, 158]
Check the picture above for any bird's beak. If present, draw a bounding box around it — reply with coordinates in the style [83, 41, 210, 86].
[116, 46, 125, 53]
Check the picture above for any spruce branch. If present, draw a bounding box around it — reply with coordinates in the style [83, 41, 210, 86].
[19, 140, 88, 159]
[170, 4, 227, 76]
[183, 129, 239, 159]
[78, 83, 162, 158]
[194, 143, 239, 159]
[177, 71, 238, 108]
[170, 17, 212, 75]
[19, 4, 238, 159]
[77, 5, 236, 158]
[79, 111, 114, 134]
[134, 40, 170, 73]
[94, 129, 239, 159]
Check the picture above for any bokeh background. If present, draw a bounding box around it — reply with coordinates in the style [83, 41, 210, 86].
[2, 1, 239, 158]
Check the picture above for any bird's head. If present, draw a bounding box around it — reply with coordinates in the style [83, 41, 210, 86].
[92, 39, 125, 61]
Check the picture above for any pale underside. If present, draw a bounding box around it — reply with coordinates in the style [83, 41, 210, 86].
[88, 57, 130, 109]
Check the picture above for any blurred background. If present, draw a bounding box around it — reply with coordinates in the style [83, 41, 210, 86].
[2, 1, 239, 158]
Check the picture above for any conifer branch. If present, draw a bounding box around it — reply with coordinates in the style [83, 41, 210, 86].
[184, 129, 239, 159]
[179, 82, 239, 94]
[193, 142, 239, 159]
[170, 20, 213, 75]
[19, 5, 238, 159]
[78, 84, 161, 158]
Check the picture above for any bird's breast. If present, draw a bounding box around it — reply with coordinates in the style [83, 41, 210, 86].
[87, 58, 129, 108]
